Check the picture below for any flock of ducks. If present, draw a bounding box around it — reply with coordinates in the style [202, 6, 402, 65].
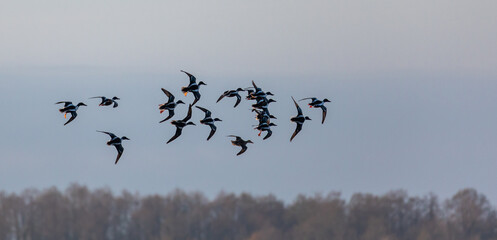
[56, 70, 331, 163]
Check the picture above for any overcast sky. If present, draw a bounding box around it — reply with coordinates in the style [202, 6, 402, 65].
[1, 0, 497, 203]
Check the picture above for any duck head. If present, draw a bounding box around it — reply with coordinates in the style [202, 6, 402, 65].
[186, 121, 196, 126]
[112, 96, 120, 100]
[236, 88, 245, 92]
[305, 116, 312, 120]
[121, 136, 130, 140]
[266, 92, 274, 96]
[323, 98, 331, 103]
[77, 102, 87, 106]
[246, 140, 254, 144]
[268, 99, 277, 103]
[176, 100, 185, 104]
[214, 118, 222, 122]
[198, 81, 207, 86]
[269, 123, 277, 127]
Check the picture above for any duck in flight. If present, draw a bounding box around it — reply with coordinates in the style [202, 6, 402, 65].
[89, 96, 120, 108]
[159, 88, 185, 123]
[217, 88, 245, 108]
[254, 122, 277, 140]
[180, 70, 206, 105]
[196, 106, 222, 141]
[227, 135, 253, 156]
[55, 101, 87, 126]
[290, 97, 311, 142]
[97, 131, 130, 164]
[247, 80, 274, 100]
[167, 104, 196, 144]
[299, 97, 331, 124]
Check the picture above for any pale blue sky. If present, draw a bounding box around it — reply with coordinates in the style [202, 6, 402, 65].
[1, 0, 497, 202]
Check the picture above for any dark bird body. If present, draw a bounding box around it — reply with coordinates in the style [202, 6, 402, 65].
[300, 97, 331, 124]
[196, 106, 222, 141]
[159, 88, 185, 123]
[167, 104, 196, 144]
[227, 135, 253, 156]
[254, 122, 277, 140]
[290, 97, 311, 141]
[97, 131, 130, 164]
[55, 101, 87, 125]
[180, 70, 206, 105]
[90, 96, 120, 108]
[217, 88, 245, 108]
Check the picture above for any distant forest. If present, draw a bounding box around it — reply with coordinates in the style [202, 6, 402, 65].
[0, 185, 496, 240]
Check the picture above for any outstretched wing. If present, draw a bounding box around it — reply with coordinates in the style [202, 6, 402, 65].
[181, 70, 196, 84]
[195, 106, 211, 118]
[161, 88, 175, 102]
[207, 125, 217, 141]
[299, 97, 316, 102]
[97, 130, 117, 139]
[114, 144, 124, 164]
[167, 127, 183, 144]
[64, 112, 77, 126]
[251, 80, 259, 90]
[320, 105, 327, 124]
[227, 135, 242, 142]
[237, 145, 248, 156]
[192, 91, 201, 106]
[292, 96, 302, 115]
[217, 93, 226, 103]
[263, 129, 272, 140]
[159, 110, 175, 123]
[290, 123, 302, 142]
[182, 104, 193, 122]
[234, 94, 241, 108]
[56, 101, 73, 107]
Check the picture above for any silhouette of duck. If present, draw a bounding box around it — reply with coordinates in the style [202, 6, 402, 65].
[217, 88, 245, 108]
[300, 97, 331, 124]
[196, 106, 222, 141]
[290, 97, 311, 141]
[227, 135, 253, 156]
[97, 131, 130, 164]
[253, 109, 277, 124]
[55, 101, 87, 125]
[167, 104, 196, 144]
[248, 80, 274, 99]
[159, 88, 185, 123]
[252, 98, 276, 111]
[90, 96, 120, 108]
[254, 122, 277, 140]
[180, 70, 206, 105]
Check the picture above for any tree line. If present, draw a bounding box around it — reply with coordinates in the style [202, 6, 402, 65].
[0, 184, 496, 240]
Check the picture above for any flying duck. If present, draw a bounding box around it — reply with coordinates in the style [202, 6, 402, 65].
[196, 106, 222, 141]
[217, 88, 245, 108]
[159, 88, 185, 123]
[167, 104, 196, 144]
[254, 122, 277, 140]
[89, 96, 120, 108]
[251, 98, 276, 111]
[227, 135, 253, 156]
[248, 80, 274, 99]
[253, 109, 277, 124]
[97, 131, 130, 164]
[55, 101, 87, 126]
[299, 97, 331, 124]
[290, 97, 312, 142]
[180, 70, 206, 105]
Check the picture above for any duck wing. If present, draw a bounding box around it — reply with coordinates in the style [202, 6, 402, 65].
[216, 93, 226, 103]
[207, 125, 217, 141]
[195, 106, 211, 118]
[234, 94, 241, 108]
[161, 88, 175, 102]
[263, 129, 272, 140]
[290, 123, 302, 142]
[292, 96, 302, 115]
[56, 101, 73, 107]
[113, 144, 124, 164]
[192, 91, 201, 106]
[97, 130, 117, 139]
[299, 97, 317, 102]
[64, 111, 77, 126]
[181, 70, 196, 84]
[237, 145, 248, 156]
[182, 104, 193, 122]
[159, 110, 175, 123]
[167, 127, 183, 144]
[320, 105, 327, 124]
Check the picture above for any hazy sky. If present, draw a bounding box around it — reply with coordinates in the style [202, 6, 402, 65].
[1, 0, 497, 203]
